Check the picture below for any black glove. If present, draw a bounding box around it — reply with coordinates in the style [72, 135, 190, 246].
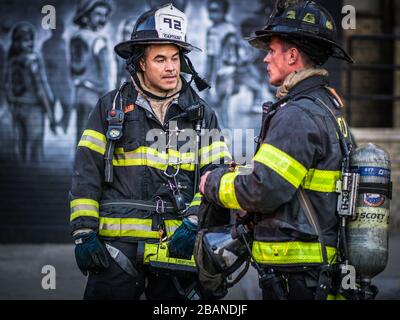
[168, 218, 198, 260]
[73, 231, 109, 276]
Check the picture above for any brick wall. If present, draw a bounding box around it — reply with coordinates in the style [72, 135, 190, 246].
[343, 17, 394, 127]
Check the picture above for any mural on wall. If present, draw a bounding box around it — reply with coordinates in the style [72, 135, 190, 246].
[0, 0, 277, 241]
[0, 0, 275, 165]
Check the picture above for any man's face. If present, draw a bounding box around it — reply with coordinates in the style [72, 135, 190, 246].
[208, 2, 225, 23]
[140, 44, 181, 92]
[264, 37, 292, 86]
[87, 5, 109, 31]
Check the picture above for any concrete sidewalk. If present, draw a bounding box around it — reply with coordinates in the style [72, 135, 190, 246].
[1, 235, 399, 300]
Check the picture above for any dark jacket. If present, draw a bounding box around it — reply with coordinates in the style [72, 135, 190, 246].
[70, 78, 231, 242]
[204, 75, 351, 266]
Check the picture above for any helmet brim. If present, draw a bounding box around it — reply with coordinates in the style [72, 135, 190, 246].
[114, 38, 201, 59]
[246, 30, 354, 64]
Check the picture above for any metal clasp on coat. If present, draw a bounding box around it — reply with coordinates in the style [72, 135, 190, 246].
[155, 197, 165, 214]
[163, 162, 181, 178]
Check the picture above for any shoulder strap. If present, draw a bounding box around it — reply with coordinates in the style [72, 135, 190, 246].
[256, 83, 326, 151]
[297, 187, 334, 300]
[296, 188, 328, 265]
[104, 82, 129, 183]
[293, 93, 352, 158]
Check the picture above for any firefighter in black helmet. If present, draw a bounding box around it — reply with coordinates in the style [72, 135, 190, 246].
[70, 3, 230, 300]
[199, 0, 354, 300]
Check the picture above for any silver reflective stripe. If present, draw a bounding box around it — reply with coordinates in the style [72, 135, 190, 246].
[114, 152, 166, 163]
[200, 144, 231, 163]
[166, 225, 179, 233]
[70, 204, 98, 214]
[101, 224, 153, 231]
[114, 151, 193, 166]
[81, 135, 106, 149]
[100, 201, 175, 211]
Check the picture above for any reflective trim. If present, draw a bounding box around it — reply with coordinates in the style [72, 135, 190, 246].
[78, 130, 107, 155]
[189, 192, 202, 208]
[70, 198, 99, 221]
[98, 217, 181, 238]
[200, 141, 232, 167]
[327, 293, 346, 300]
[165, 220, 182, 235]
[113, 146, 195, 171]
[219, 171, 243, 210]
[302, 169, 340, 193]
[143, 242, 196, 267]
[254, 144, 307, 188]
[252, 241, 337, 265]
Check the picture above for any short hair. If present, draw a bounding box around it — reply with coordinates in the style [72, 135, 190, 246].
[281, 38, 315, 68]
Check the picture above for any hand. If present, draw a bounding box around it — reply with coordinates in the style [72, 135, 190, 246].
[168, 217, 198, 260]
[73, 231, 109, 276]
[199, 171, 211, 195]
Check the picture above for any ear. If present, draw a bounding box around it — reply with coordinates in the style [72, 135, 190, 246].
[139, 58, 146, 72]
[288, 47, 299, 65]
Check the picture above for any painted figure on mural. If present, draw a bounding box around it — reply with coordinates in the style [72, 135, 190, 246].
[237, 1, 276, 113]
[0, 25, 5, 109]
[70, 0, 113, 144]
[115, 17, 137, 87]
[5, 22, 57, 164]
[205, 0, 240, 128]
[42, 19, 74, 133]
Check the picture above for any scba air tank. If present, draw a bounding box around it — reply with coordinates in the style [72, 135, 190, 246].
[347, 143, 391, 286]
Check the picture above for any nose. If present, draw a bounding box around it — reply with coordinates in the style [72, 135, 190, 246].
[264, 51, 271, 64]
[165, 59, 175, 72]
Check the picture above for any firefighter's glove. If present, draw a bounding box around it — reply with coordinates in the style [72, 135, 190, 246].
[73, 231, 109, 276]
[168, 216, 198, 260]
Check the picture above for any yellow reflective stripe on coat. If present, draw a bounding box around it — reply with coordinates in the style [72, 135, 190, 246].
[327, 293, 346, 300]
[78, 129, 106, 155]
[164, 220, 182, 236]
[199, 141, 232, 168]
[70, 198, 99, 221]
[252, 241, 337, 265]
[98, 217, 181, 238]
[143, 242, 196, 267]
[113, 146, 195, 171]
[189, 192, 202, 208]
[302, 169, 340, 192]
[254, 144, 307, 188]
[219, 171, 243, 210]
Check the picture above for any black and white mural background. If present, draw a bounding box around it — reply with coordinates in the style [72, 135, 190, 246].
[0, 0, 342, 242]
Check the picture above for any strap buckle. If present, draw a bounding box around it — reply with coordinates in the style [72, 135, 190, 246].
[155, 197, 165, 214]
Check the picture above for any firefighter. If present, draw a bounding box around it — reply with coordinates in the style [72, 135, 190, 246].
[70, 4, 230, 300]
[199, 0, 354, 300]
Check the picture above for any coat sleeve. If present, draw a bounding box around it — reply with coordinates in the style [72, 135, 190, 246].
[203, 104, 323, 213]
[69, 97, 108, 233]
